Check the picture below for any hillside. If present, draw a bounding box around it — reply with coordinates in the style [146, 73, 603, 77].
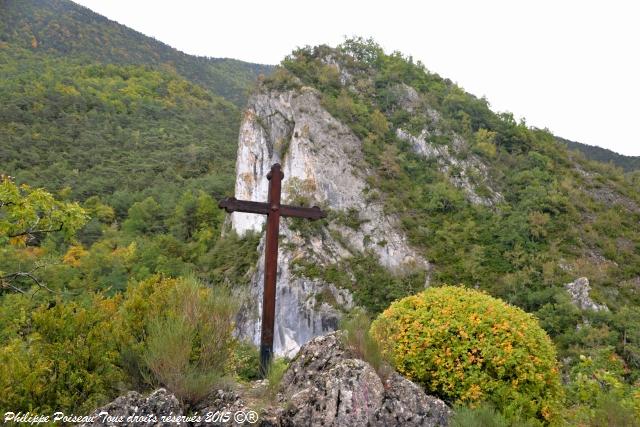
[0, 45, 240, 212]
[224, 39, 640, 422]
[0, 0, 272, 107]
[559, 136, 640, 171]
[1, 2, 639, 421]
[0, 0, 276, 214]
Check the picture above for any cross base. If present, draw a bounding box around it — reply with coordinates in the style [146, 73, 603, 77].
[260, 344, 273, 377]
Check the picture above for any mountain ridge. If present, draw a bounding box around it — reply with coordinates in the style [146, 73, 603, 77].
[0, 0, 273, 106]
[558, 136, 640, 171]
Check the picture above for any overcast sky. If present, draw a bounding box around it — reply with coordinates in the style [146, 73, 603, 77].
[73, 0, 639, 156]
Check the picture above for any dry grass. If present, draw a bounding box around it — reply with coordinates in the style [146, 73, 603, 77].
[340, 309, 391, 380]
[143, 277, 238, 405]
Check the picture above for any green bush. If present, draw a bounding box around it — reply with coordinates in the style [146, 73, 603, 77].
[232, 342, 262, 382]
[370, 285, 563, 423]
[340, 309, 388, 378]
[564, 349, 640, 425]
[117, 275, 239, 404]
[450, 402, 510, 427]
[0, 293, 124, 413]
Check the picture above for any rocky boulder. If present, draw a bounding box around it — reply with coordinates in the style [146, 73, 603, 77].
[565, 277, 609, 312]
[278, 332, 451, 426]
[82, 333, 450, 426]
[79, 389, 182, 427]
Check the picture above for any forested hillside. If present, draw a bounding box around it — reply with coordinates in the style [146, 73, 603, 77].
[1, 0, 265, 412]
[559, 136, 640, 172]
[0, 0, 272, 106]
[260, 39, 640, 423]
[1, 0, 639, 423]
[0, 45, 239, 209]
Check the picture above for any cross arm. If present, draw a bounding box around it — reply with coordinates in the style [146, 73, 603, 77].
[218, 197, 327, 220]
[219, 198, 269, 215]
[281, 204, 326, 220]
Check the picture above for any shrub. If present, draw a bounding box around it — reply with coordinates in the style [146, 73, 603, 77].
[117, 275, 239, 404]
[340, 309, 388, 377]
[232, 342, 262, 382]
[0, 293, 124, 413]
[564, 349, 640, 425]
[450, 402, 510, 427]
[370, 285, 563, 422]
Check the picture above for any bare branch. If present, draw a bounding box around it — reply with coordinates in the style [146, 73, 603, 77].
[1, 264, 60, 295]
[7, 222, 64, 239]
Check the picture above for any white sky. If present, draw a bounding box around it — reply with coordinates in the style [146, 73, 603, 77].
[73, 0, 640, 156]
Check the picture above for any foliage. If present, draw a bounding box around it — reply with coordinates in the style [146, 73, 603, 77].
[0, 176, 87, 244]
[370, 286, 564, 422]
[263, 358, 288, 403]
[0, 0, 271, 107]
[292, 251, 426, 313]
[563, 348, 640, 425]
[233, 342, 262, 382]
[1, 177, 87, 294]
[0, 47, 239, 208]
[0, 292, 124, 413]
[561, 137, 640, 172]
[339, 309, 388, 377]
[118, 275, 239, 405]
[450, 402, 510, 427]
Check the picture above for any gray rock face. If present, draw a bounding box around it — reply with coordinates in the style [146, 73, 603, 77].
[395, 128, 502, 207]
[80, 389, 182, 427]
[279, 332, 451, 427]
[565, 277, 609, 312]
[232, 86, 429, 357]
[375, 373, 452, 427]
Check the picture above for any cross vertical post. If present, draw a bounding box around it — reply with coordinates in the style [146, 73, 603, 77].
[260, 163, 283, 376]
[218, 163, 326, 377]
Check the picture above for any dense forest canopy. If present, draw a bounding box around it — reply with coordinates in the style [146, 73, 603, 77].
[0, 0, 272, 106]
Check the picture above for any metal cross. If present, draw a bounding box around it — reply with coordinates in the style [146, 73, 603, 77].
[218, 163, 326, 376]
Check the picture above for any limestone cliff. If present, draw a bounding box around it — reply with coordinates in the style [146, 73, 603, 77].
[231, 86, 429, 356]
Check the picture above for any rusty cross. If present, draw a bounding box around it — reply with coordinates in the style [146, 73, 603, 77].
[218, 163, 326, 376]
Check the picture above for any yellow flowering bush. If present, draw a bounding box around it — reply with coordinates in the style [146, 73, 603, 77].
[370, 285, 563, 422]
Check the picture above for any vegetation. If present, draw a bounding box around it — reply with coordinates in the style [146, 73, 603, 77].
[0, 292, 124, 413]
[1, 0, 271, 107]
[370, 286, 563, 423]
[1, 0, 639, 419]
[273, 38, 640, 422]
[0, 46, 239, 206]
[449, 403, 516, 427]
[339, 309, 388, 378]
[139, 277, 238, 405]
[560, 137, 640, 172]
[292, 252, 426, 313]
[0, 0, 268, 412]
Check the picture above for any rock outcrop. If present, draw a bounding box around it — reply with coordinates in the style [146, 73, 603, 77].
[233, 86, 430, 356]
[395, 128, 502, 206]
[84, 333, 450, 427]
[80, 389, 182, 427]
[279, 332, 451, 427]
[565, 277, 609, 312]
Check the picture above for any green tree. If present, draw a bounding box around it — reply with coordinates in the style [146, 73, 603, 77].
[1, 176, 87, 294]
